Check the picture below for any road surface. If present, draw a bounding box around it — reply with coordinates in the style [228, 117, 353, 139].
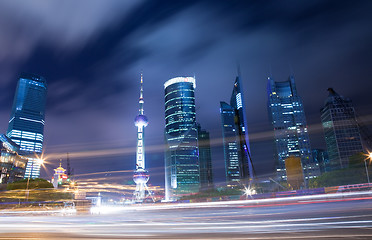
[1, 192, 372, 239]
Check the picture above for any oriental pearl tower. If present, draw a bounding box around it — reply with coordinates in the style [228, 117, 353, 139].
[133, 73, 153, 203]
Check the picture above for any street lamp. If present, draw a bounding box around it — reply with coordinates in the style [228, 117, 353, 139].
[25, 156, 44, 201]
[364, 152, 372, 185]
[243, 185, 256, 198]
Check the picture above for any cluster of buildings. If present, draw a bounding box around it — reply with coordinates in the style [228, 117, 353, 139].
[0, 71, 366, 202]
[162, 74, 365, 200]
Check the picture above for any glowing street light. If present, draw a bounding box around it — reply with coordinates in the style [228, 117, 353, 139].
[364, 152, 372, 185]
[243, 185, 256, 198]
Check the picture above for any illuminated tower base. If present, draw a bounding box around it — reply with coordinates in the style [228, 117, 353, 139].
[133, 169, 154, 202]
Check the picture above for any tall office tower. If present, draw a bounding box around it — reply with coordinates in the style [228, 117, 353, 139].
[267, 76, 319, 182]
[197, 124, 213, 190]
[312, 149, 330, 174]
[220, 102, 241, 184]
[320, 88, 363, 170]
[220, 74, 254, 185]
[133, 73, 152, 202]
[164, 77, 199, 200]
[7, 73, 47, 179]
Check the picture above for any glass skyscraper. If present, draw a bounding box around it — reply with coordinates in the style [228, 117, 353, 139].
[197, 123, 213, 190]
[267, 76, 319, 182]
[220, 75, 254, 185]
[7, 73, 47, 179]
[320, 88, 363, 170]
[164, 77, 199, 200]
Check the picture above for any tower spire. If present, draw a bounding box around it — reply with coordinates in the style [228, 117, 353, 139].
[139, 72, 144, 115]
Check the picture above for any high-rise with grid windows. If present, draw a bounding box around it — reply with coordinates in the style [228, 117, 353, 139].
[7, 73, 47, 179]
[321, 88, 363, 170]
[267, 76, 319, 182]
[164, 77, 199, 200]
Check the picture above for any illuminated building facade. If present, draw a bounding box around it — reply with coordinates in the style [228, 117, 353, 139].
[133, 73, 152, 202]
[164, 77, 199, 200]
[197, 124, 213, 190]
[267, 76, 319, 182]
[320, 88, 363, 170]
[220, 74, 254, 185]
[6, 73, 47, 179]
[0, 134, 27, 183]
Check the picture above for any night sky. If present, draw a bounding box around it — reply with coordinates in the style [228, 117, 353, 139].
[0, 0, 371, 189]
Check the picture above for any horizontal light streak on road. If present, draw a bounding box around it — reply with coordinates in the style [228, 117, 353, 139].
[109, 190, 372, 212]
[1, 217, 372, 235]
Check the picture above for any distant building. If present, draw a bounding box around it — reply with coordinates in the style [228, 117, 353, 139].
[0, 134, 27, 183]
[285, 156, 305, 190]
[267, 76, 320, 182]
[312, 149, 330, 174]
[6, 73, 47, 179]
[52, 162, 68, 188]
[197, 124, 213, 190]
[220, 74, 254, 186]
[320, 88, 364, 170]
[164, 77, 199, 200]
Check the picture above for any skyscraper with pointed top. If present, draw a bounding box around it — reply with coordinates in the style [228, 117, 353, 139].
[220, 72, 254, 185]
[132, 73, 152, 202]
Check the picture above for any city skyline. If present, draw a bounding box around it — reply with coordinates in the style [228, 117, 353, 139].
[0, 1, 371, 188]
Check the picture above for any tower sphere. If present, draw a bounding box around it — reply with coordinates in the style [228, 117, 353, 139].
[133, 169, 149, 184]
[134, 115, 148, 127]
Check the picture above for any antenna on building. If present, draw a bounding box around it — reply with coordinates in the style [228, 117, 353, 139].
[66, 152, 71, 176]
[289, 62, 294, 77]
[237, 62, 242, 78]
[269, 64, 273, 79]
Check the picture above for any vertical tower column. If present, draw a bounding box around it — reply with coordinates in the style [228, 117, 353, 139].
[133, 73, 153, 203]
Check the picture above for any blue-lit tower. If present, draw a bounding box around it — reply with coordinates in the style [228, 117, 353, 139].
[267, 76, 320, 182]
[164, 77, 199, 201]
[133, 73, 152, 203]
[7, 73, 47, 179]
[220, 73, 254, 185]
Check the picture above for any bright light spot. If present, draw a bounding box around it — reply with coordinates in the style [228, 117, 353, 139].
[243, 186, 256, 197]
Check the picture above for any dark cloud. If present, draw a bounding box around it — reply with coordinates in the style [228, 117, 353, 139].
[0, 0, 371, 186]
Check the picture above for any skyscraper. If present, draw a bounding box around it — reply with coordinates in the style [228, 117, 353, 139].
[267, 76, 319, 182]
[164, 77, 199, 200]
[197, 124, 213, 190]
[320, 88, 364, 170]
[220, 74, 254, 185]
[7, 73, 47, 179]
